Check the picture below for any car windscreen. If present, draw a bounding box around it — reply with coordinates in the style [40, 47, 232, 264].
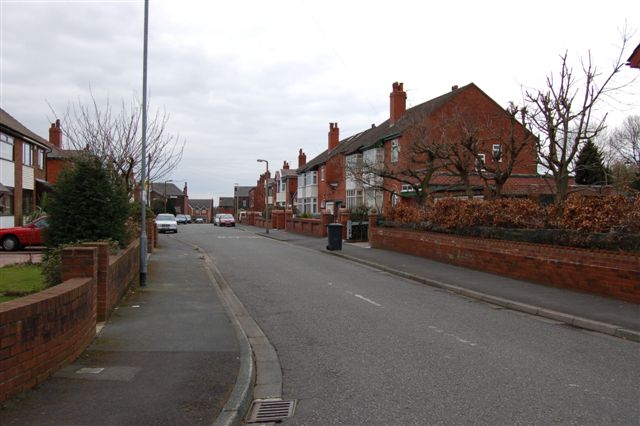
[157, 214, 175, 221]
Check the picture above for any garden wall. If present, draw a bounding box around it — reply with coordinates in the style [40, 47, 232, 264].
[0, 240, 142, 404]
[369, 226, 640, 303]
[0, 248, 98, 404]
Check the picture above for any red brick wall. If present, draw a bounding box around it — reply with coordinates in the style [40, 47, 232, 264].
[370, 227, 640, 303]
[0, 247, 98, 404]
[83, 240, 140, 322]
[285, 213, 333, 237]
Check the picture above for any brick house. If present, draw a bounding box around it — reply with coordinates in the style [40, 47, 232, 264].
[189, 198, 214, 222]
[232, 186, 252, 218]
[628, 42, 640, 69]
[298, 82, 542, 214]
[274, 160, 298, 209]
[0, 108, 53, 228]
[217, 197, 234, 215]
[149, 182, 188, 214]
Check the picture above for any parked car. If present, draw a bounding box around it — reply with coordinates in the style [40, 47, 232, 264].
[155, 213, 178, 233]
[218, 214, 236, 227]
[176, 214, 188, 224]
[213, 214, 223, 226]
[195, 217, 204, 224]
[185, 215, 192, 223]
[0, 216, 48, 251]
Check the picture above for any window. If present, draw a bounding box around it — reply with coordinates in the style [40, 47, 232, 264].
[476, 153, 486, 170]
[281, 178, 286, 193]
[0, 133, 14, 161]
[312, 197, 317, 213]
[391, 139, 399, 163]
[23, 143, 34, 166]
[0, 193, 13, 216]
[392, 193, 400, 207]
[22, 189, 33, 216]
[401, 184, 413, 193]
[492, 144, 502, 162]
[310, 171, 317, 185]
[320, 166, 325, 181]
[37, 148, 45, 169]
[346, 189, 363, 209]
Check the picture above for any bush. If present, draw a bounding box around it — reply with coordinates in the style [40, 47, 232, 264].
[386, 195, 640, 233]
[46, 158, 130, 248]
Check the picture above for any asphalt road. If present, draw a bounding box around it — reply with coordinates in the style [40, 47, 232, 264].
[180, 224, 639, 425]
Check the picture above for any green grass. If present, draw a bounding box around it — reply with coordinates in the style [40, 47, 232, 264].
[0, 264, 46, 302]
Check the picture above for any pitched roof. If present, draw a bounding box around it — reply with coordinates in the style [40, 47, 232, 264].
[219, 197, 234, 207]
[235, 186, 252, 197]
[298, 84, 474, 173]
[150, 182, 183, 196]
[189, 199, 213, 209]
[0, 107, 50, 148]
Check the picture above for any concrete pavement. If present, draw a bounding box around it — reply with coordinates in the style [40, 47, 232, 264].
[0, 236, 247, 425]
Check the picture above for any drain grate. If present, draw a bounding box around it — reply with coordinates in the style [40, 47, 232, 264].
[246, 399, 296, 423]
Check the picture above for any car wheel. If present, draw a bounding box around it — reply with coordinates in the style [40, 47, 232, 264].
[1, 235, 20, 251]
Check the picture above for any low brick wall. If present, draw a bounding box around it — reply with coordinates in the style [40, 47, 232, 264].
[370, 227, 640, 303]
[286, 217, 325, 237]
[0, 248, 98, 404]
[84, 240, 140, 322]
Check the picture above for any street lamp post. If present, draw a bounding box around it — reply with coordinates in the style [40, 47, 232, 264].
[257, 159, 269, 234]
[234, 183, 239, 221]
[139, 0, 149, 287]
[163, 179, 173, 213]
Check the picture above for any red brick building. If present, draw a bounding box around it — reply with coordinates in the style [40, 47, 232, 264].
[628, 42, 640, 69]
[297, 82, 542, 214]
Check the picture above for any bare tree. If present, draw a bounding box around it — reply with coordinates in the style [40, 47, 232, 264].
[345, 112, 448, 206]
[523, 31, 634, 206]
[54, 92, 185, 197]
[609, 115, 640, 167]
[462, 104, 535, 198]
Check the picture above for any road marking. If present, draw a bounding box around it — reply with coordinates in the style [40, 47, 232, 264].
[354, 294, 382, 307]
[217, 236, 260, 239]
[429, 326, 477, 347]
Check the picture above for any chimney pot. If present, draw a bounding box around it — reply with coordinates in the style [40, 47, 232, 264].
[328, 122, 340, 150]
[451, 85, 459, 91]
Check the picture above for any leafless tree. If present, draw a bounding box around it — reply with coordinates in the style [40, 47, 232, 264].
[523, 31, 634, 206]
[609, 115, 640, 167]
[461, 104, 535, 198]
[54, 92, 185, 197]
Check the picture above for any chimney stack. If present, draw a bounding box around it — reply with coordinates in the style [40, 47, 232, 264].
[298, 149, 306, 168]
[283, 161, 289, 170]
[328, 122, 339, 150]
[49, 119, 62, 148]
[451, 85, 459, 91]
[390, 82, 407, 124]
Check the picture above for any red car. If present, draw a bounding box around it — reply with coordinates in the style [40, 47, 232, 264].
[0, 217, 48, 251]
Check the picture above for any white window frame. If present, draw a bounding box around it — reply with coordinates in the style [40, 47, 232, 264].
[320, 165, 325, 181]
[23, 142, 34, 166]
[0, 133, 14, 161]
[492, 144, 502, 162]
[476, 153, 486, 170]
[391, 139, 399, 163]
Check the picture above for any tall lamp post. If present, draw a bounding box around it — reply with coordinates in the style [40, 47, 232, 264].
[139, 0, 149, 287]
[163, 179, 173, 212]
[257, 159, 269, 234]
[234, 183, 239, 221]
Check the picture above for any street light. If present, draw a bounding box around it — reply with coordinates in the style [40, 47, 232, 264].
[257, 159, 269, 234]
[234, 183, 239, 221]
[164, 179, 172, 213]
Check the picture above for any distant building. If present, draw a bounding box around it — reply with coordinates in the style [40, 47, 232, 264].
[189, 198, 214, 222]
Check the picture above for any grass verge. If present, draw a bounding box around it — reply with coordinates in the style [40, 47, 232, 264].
[0, 263, 46, 302]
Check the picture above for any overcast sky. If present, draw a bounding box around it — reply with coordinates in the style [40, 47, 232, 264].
[1, 0, 639, 200]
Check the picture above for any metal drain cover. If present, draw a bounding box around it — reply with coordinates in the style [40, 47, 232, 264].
[246, 399, 296, 423]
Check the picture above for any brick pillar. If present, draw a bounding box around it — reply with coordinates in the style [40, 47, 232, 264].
[368, 213, 378, 243]
[146, 219, 155, 253]
[82, 243, 109, 321]
[153, 222, 158, 248]
[62, 247, 98, 283]
[339, 209, 349, 239]
[321, 212, 332, 237]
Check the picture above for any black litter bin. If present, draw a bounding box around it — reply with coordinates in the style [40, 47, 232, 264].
[326, 223, 343, 251]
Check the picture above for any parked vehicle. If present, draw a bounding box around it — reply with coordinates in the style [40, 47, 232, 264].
[218, 214, 235, 227]
[195, 218, 204, 224]
[156, 213, 178, 233]
[185, 215, 192, 223]
[176, 214, 188, 224]
[213, 214, 223, 226]
[0, 216, 48, 251]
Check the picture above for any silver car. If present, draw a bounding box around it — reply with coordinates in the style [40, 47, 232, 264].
[156, 213, 178, 233]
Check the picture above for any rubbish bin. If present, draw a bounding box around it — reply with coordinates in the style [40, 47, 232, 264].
[326, 223, 343, 251]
